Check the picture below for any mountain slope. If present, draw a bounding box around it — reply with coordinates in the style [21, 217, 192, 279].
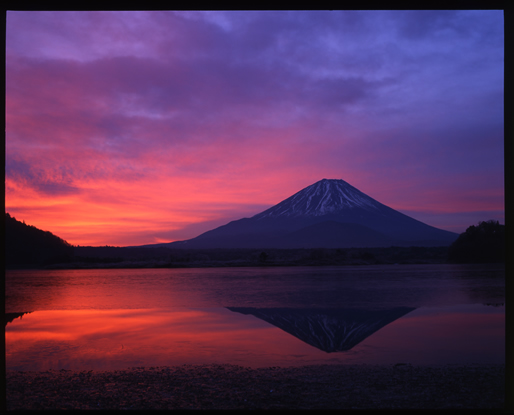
[169, 179, 458, 249]
[272, 221, 396, 248]
[5, 213, 74, 267]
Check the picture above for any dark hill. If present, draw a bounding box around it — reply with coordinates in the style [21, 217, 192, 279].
[448, 220, 505, 263]
[5, 213, 74, 267]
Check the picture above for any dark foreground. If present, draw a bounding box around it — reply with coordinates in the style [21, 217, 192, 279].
[25, 246, 452, 270]
[6, 363, 505, 410]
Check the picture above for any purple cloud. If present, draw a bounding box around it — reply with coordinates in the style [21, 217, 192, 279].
[5, 10, 504, 245]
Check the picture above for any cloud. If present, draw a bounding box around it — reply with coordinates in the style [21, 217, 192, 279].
[5, 158, 81, 197]
[5, 10, 504, 245]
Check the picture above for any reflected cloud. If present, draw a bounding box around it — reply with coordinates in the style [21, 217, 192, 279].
[227, 307, 415, 352]
[5, 304, 504, 371]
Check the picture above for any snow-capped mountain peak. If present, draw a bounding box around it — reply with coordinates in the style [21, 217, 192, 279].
[168, 177, 459, 248]
[254, 179, 384, 219]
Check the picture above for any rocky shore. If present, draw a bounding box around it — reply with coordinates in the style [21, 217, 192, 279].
[6, 363, 506, 410]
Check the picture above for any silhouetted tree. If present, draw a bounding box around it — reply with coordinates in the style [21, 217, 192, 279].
[5, 213, 74, 267]
[447, 220, 505, 263]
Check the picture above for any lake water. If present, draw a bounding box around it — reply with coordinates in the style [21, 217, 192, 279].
[5, 264, 505, 370]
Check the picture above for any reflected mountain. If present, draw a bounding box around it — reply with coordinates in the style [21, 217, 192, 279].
[5, 312, 33, 326]
[227, 307, 415, 352]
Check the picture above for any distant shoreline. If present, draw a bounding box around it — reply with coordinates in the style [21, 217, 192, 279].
[8, 260, 506, 270]
[7, 245, 462, 270]
[38, 259, 456, 270]
[8, 259, 506, 271]
[9, 257, 455, 270]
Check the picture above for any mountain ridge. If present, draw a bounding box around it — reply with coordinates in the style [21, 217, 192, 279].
[5, 213, 74, 267]
[168, 179, 458, 249]
[254, 178, 384, 219]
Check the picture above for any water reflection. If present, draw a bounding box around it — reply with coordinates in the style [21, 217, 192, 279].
[5, 312, 32, 326]
[227, 307, 415, 352]
[5, 304, 504, 371]
[5, 264, 505, 312]
[5, 265, 505, 371]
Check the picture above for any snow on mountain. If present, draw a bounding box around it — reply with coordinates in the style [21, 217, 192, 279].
[253, 179, 383, 219]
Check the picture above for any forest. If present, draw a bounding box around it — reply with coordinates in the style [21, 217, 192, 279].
[5, 213, 74, 268]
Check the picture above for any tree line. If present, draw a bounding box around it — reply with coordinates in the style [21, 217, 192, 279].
[447, 220, 505, 263]
[5, 213, 74, 267]
[5, 213, 505, 268]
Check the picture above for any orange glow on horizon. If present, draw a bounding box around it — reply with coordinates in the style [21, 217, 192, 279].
[5, 308, 328, 370]
[6, 171, 505, 247]
[6, 11, 504, 247]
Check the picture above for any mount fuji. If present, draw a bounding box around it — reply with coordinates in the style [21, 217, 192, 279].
[168, 179, 458, 249]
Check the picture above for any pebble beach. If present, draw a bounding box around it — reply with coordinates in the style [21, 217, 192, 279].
[6, 363, 506, 410]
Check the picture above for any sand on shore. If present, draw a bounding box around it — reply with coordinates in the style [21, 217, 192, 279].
[6, 363, 506, 410]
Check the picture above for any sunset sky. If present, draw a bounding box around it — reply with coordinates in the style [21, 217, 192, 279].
[6, 10, 504, 247]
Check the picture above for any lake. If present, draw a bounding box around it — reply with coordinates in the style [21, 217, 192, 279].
[5, 264, 505, 371]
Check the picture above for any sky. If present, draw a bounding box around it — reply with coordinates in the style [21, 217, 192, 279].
[5, 10, 504, 247]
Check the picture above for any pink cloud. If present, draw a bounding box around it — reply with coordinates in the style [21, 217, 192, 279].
[6, 11, 504, 245]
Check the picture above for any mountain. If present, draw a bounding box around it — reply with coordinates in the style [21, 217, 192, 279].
[168, 179, 458, 249]
[5, 213, 74, 267]
[227, 307, 416, 352]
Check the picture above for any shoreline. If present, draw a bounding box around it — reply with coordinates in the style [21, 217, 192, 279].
[6, 363, 506, 410]
[7, 245, 459, 270]
[7, 260, 505, 271]
[8, 258, 452, 270]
